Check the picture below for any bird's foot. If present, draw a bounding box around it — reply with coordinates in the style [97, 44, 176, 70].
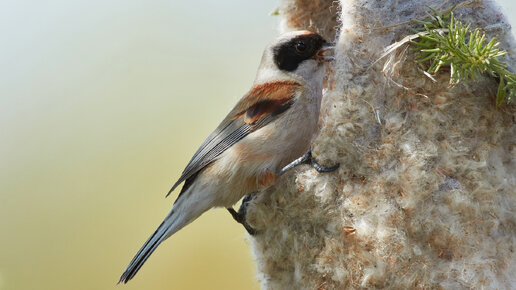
[279, 148, 339, 176]
[227, 193, 257, 235]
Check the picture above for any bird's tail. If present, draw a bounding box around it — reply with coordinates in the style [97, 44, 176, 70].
[118, 192, 212, 284]
[118, 217, 171, 284]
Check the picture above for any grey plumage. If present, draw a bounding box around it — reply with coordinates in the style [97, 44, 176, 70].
[167, 108, 276, 196]
[118, 219, 169, 284]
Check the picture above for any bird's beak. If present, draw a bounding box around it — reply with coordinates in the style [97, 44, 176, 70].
[315, 43, 335, 62]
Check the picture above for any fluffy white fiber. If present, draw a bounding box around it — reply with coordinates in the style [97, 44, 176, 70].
[246, 0, 516, 289]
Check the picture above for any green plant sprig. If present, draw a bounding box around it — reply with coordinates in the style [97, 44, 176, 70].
[412, 8, 515, 104]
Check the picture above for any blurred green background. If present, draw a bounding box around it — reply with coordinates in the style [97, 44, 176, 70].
[0, 1, 514, 290]
[0, 1, 277, 289]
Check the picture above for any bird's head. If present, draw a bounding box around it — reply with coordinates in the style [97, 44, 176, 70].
[255, 31, 334, 85]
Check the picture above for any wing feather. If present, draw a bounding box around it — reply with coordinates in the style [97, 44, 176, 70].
[167, 81, 301, 197]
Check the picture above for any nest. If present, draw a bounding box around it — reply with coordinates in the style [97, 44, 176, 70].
[248, 0, 516, 289]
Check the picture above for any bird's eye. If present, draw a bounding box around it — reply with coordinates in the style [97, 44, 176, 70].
[295, 41, 307, 52]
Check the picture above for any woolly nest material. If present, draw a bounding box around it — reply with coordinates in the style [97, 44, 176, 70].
[245, 0, 516, 289]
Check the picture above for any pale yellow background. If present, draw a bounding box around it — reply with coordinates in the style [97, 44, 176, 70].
[0, 1, 515, 290]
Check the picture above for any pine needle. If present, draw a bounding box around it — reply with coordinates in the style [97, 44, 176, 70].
[412, 8, 515, 104]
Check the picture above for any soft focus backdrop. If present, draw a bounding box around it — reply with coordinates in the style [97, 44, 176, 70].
[0, 1, 514, 290]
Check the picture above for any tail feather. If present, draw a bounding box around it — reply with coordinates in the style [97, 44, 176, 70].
[118, 219, 170, 284]
[119, 190, 214, 284]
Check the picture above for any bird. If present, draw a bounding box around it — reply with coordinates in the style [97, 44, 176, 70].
[119, 30, 337, 284]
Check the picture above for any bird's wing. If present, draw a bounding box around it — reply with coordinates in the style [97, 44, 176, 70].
[167, 80, 301, 198]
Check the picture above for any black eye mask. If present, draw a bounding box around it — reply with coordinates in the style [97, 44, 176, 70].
[273, 33, 326, 72]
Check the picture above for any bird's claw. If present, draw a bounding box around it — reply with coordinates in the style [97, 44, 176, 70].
[279, 148, 339, 175]
[227, 193, 257, 235]
[311, 159, 340, 172]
